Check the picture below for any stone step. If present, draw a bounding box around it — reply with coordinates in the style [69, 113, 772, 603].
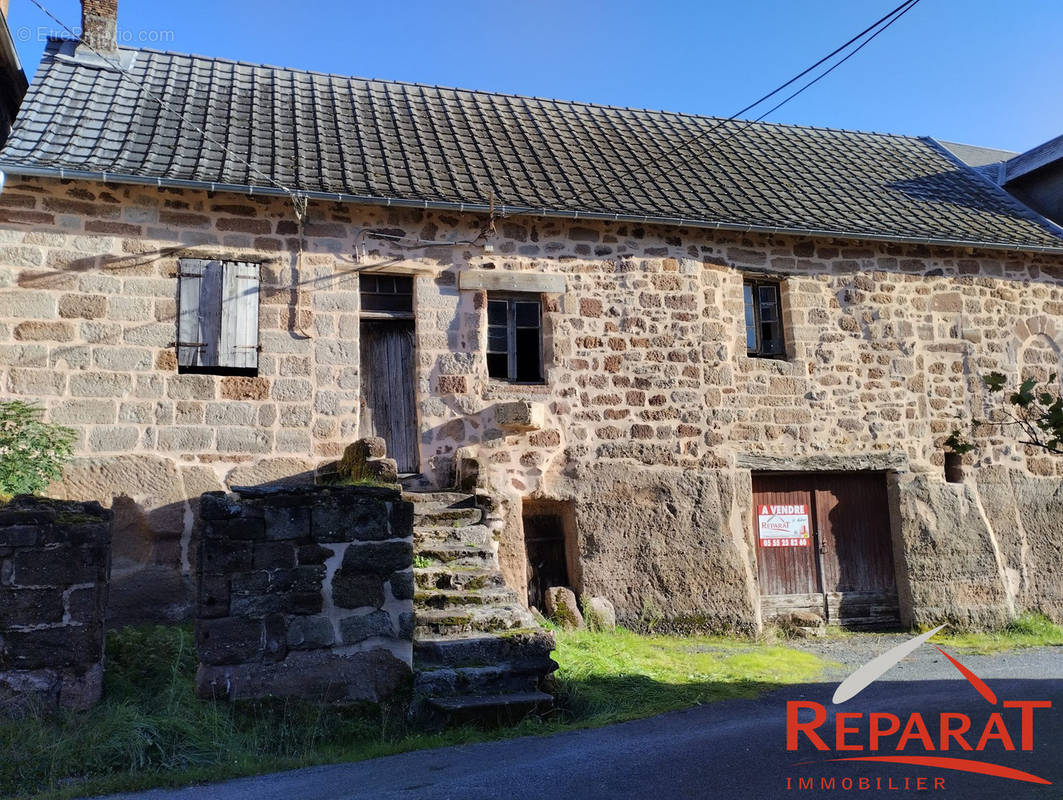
[405, 491, 476, 506]
[414, 605, 535, 637]
[415, 543, 496, 569]
[413, 506, 483, 527]
[415, 586, 522, 610]
[414, 524, 493, 548]
[425, 691, 554, 722]
[414, 628, 555, 667]
[414, 566, 506, 591]
[414, 658, 556, 698]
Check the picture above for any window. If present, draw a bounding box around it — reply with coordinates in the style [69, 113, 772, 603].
[177, 259, 260, 374]
[359, 273, 413, 315]
[743, 279, 785, 358]
[486, 295, 543, 383]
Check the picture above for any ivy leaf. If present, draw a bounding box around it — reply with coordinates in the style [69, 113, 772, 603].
[983, 372, 1008, 392]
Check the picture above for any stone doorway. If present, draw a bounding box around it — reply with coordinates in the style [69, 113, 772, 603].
[522, 499, 579, 612]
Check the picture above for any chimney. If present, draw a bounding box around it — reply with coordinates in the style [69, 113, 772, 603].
[81, 0, 117, 52]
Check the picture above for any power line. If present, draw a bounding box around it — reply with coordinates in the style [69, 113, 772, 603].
[522, 0, 922, 217]
[621, 0, 924, 205]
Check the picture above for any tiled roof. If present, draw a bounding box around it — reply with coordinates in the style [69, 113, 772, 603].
[3, 39, 1063, 252]
[936, 140, 1016, 168]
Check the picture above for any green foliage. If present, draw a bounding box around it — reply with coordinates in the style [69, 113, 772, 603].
[934, 612, 1063, 654]
[0, 401, 76, 498]
[947, 372, 1063, 456]
[2, 625, 832, 799]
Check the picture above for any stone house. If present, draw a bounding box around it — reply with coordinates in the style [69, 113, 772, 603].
[0, 1, 1061, 632]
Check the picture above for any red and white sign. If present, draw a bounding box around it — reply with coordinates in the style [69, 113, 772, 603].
[757, 503, 810, 548]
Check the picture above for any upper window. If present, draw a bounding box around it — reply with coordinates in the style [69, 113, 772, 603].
[487, 295, 544, 383]
[744, 279, 785, 358]
[177, 259, 260, 375]
[360, 274, 413, 315]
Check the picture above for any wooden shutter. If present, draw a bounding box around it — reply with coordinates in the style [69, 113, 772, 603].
[220, 261, 260, 369]
[177, 258, 222, 368]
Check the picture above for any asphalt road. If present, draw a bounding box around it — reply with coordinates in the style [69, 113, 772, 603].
[97, 645, 1063, 800]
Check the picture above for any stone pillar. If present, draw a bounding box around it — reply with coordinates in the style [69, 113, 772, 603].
[0, 496, 112, 715]
[195, 484, 414, 703]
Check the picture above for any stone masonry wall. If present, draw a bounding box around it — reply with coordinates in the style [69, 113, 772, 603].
[195, 484, 413, 703]
[1, 175, 1062, 629]
[0, 495, 111, 715]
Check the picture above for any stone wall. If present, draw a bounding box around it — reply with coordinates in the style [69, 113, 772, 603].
[1, 175, 1062, 630]
[891, 467, 1063, 629]
[551, 464, 759, 632]
[0, 495, 111, 715]
[195, 484, 413, 703]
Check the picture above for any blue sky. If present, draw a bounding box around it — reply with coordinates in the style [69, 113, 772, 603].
[9, 0, 1063, 153]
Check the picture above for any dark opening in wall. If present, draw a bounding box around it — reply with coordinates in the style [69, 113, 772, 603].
[522, 498, 579, 612]
[944, 451, 964, 484]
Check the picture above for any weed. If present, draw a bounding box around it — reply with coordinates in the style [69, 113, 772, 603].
[936, 612, 1063, 654]
[4, 624, 831, 799]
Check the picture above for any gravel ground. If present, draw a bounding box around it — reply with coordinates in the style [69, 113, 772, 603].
[785, 631, 1063, 682]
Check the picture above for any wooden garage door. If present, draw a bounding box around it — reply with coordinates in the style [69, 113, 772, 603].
[753, 472, 898, 626]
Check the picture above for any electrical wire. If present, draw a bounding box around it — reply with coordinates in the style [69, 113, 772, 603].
[511, 0, 923, 217]
[25, 0, 922, 236]
[607, 0, 924, 209]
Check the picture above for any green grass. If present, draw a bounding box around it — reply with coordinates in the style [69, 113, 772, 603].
[934, 612, 1063, 654]
[2, 624, 831, 799]
[551, 627, 828, 726]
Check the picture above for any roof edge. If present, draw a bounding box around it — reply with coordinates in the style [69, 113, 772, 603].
[3, 162, 1063, 256]
[1004, 134, 1063, 185]
[923, 137, 1063, 244]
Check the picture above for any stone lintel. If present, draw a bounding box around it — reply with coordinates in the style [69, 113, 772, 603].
[459, 270, 566, 294]
[735, 451, 909, 473]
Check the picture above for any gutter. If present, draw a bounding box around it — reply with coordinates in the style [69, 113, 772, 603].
[4, 162, 1063, 256]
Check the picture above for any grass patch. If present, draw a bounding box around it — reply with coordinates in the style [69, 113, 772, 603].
[935, 612, 1063, 654]
[552, 627, 828, 726]
[3, 624, 831, 799]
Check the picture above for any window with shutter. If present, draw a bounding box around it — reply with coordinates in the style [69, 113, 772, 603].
[177, 259, 260, 375]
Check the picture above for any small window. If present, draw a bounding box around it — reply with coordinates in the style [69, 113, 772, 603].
[486, 295, 543, 383]
[177, 259, 260, 375]
[744, 279, 785, 358]
[360, 274, 413, 314]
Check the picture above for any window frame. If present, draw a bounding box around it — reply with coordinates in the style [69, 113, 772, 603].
[743, 278, 786, 359]
[486, 293, 545, 385]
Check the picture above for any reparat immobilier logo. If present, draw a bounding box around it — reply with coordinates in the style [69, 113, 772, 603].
[785, 626, 1053, 791]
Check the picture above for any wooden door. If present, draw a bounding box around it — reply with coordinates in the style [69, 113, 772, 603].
[753, 474, 821, 596]
[753, 472, 898, 626]
[359, 320, 418, 473]
[814, 473, 895, 593]
[524, 511, 570, 610]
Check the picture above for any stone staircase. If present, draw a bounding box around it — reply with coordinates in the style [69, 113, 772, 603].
[406, 490, 557, 722]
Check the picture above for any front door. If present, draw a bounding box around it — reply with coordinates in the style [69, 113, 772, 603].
[753, 472, 898, 628]
[359, 320, 418, 473]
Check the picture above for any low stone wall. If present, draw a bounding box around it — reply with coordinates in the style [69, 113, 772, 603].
[195, 484, 414, 703]
[0, 496, 111, 715]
